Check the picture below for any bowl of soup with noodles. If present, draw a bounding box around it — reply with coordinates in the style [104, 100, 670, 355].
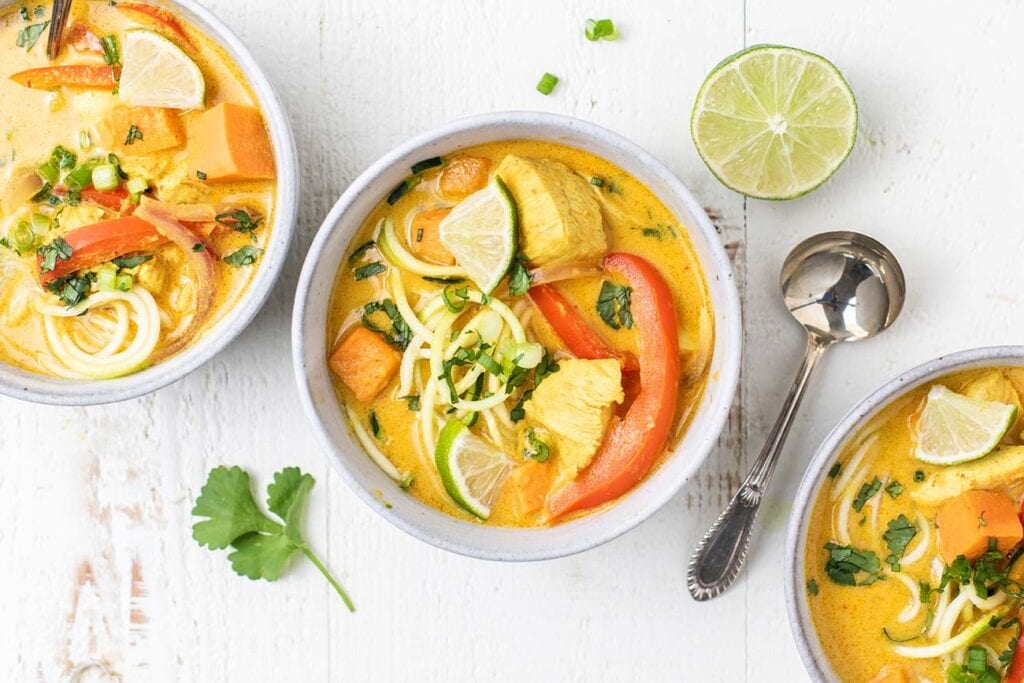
[787, 347, 1024, 682]
[0, 0, 296, 404]
[293, 112, 741, 560]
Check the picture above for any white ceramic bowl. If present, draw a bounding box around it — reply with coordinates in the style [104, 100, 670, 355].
[293, 112, 742, 561]
[784, 345, 1024, 681]
[0, 0, 298, 406]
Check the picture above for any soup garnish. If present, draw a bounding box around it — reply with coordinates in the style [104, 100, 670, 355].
[0, 1, 277, 379]
[804, 369, 1024, 682]
[326, 141, 714, 527]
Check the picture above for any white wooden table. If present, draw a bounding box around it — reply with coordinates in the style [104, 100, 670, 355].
[5, 1, 1023, 680]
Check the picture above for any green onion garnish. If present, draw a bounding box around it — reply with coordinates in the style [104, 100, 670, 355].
[585, 18, 617, 42]
[536, 72, 559, 96]
[386, 176, 422, 205]
[410, 157, 444, 174]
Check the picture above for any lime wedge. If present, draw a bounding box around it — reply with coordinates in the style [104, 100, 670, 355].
[435, 418, 511, 519]
[691, 45, 857, 200]
[914, 385, 1018, 465]
[118, 29, 205, 110]
[438, 177, 517, 294]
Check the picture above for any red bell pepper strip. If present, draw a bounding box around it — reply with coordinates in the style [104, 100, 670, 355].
[116, 2, 193, 46]
[38, 216, 166, 284]
[10, 65, 119, 90]
[1008, 619, 1024, 683]
[528, 283, 639, 373]
[80, 187, 132, 214]
[547, 253, 680, 519]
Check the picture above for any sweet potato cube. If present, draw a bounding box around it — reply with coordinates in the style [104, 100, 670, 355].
[439, 154, 490, 199]
[187, 103, 275, 182]
[101, 106, 185, 156]
[936, 489, 1023, 563]
[409, 208, 455, 265]
[329, 326, 401, 403]
[509, 460, 555, 517]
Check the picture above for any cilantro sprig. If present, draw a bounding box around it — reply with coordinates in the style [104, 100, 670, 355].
[191, 466, 354, 612]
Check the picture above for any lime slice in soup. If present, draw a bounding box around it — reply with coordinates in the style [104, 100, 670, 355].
[914, 385, 1018, 465]
[438, 177, 517, 294]
[690, 45, 857, 199]
[435, 418, 512, 520]
[118, 29, 205, 110]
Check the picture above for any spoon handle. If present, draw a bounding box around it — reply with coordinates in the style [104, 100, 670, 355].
[687, 335, 828, 601]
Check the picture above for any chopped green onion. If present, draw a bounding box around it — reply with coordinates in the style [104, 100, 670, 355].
[36, 161, 58, 186]
[126, 176, 148, 195]
[115, 273, 133, 291]
[79, 130, 92, 151]
[585, 18, 617, 42]
[589, 176, 604, 187]
[91, 164, 120, 191]
[386, 176, 422, 205]
[29, 212, 49, 236]
[9, 221, 36, 253]
[96, 265, 118, 292]
[442, 284, 470, 313]
[536, 72, 559, 96]
[410, 157, 444, 175]
[64, 163, 96, 191]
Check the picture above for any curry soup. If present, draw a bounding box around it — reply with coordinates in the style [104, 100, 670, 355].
[805, 368, 1024, 682]
[327, 140, 714, 527]
[0, 0, 276, 379]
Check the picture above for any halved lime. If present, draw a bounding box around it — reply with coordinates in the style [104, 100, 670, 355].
[691, 45, 857, 200]
[435, 418, 511, 519]
[914, 385, 1018, 465]
[118, 29, 205, 110]
[438, 177, 517, 294]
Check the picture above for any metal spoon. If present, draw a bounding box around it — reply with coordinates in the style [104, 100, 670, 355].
[687, 231, 906, 601]
[46, 0, 73, 61]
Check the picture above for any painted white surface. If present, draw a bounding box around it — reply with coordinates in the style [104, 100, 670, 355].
[3, 0, 1022, 681]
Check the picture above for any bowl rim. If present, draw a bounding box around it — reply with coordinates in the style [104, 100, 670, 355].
[0, 0, 298, 406]
[292, 110, 742, 561]
[783, 345, 1024, 681]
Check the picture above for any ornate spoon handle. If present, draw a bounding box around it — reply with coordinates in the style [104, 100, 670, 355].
[687, 335, 828, 601]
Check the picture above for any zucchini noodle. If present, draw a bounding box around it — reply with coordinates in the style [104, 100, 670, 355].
[835, 463, 869, 545]
[901, 513, 932, 566]
[831, 432, 878, 500]
[868, 474, 888, 535]
[377, 218, 466, 278]
[345, 405, 408, 484]
[937, 589, 974, 642]
[389, 268, 434, 340]
[893, 571, 922, 623]
[36, 288, 161, 379]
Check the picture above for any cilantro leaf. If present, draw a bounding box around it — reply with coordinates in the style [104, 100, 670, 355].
[882, 514, 918, 571]
[507, 255, 532, 296]
[192, 466, 280, 549]
[191, 465, 354, 612]
[596, 280, 633, 330]
[229, 532, 295, 581]
[823, 542, 882, 586]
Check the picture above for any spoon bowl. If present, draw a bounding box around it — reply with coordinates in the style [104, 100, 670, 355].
[687, 230, 905, 601]
[781, 231, 905, 344]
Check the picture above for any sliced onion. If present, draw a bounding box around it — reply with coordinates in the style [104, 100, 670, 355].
[134, 198, 217, 361]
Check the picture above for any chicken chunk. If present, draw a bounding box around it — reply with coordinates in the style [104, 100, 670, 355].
[524, 358, 623, 477]
[912, 446, 1024, 506]
[963, 370, 1024, 442]
[494, 155, 606, 268]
